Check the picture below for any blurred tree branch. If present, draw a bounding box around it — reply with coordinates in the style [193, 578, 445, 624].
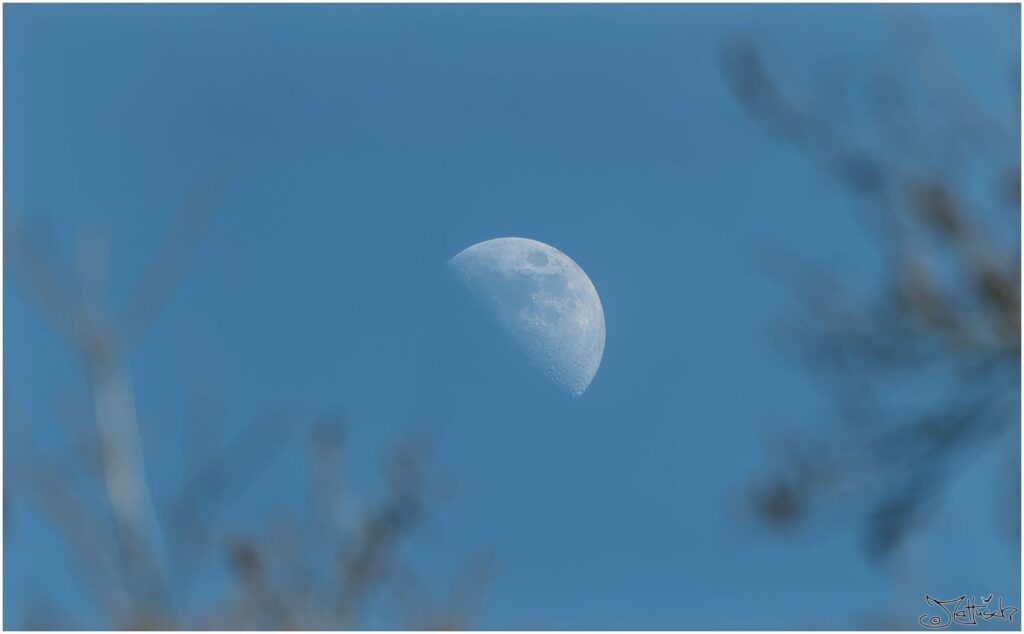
[721, 22, 1019, 559]
[5, 174, 487, 629]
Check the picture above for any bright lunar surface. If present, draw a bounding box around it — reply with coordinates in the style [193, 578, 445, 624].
[448, 237, 606, 397]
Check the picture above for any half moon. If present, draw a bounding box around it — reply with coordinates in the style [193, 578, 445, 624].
[448, 237, 606, 397]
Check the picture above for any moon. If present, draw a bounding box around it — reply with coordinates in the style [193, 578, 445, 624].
[448, 237, 606, 397]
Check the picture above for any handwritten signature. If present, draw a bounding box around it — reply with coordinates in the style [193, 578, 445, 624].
[919, 594, 1018, 629]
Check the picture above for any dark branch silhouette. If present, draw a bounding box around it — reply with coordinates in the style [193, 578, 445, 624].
[721, 24, 1020, 560]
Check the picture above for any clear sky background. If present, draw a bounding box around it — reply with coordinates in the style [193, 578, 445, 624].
[4, 4, 1020, 629]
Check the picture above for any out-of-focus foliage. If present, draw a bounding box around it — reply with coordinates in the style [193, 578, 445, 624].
[721, 15, 1020, 559]
[5, 175, 488, 630]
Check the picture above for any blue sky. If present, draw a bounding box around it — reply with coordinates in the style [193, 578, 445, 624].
[4, 4, 1020, 629]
